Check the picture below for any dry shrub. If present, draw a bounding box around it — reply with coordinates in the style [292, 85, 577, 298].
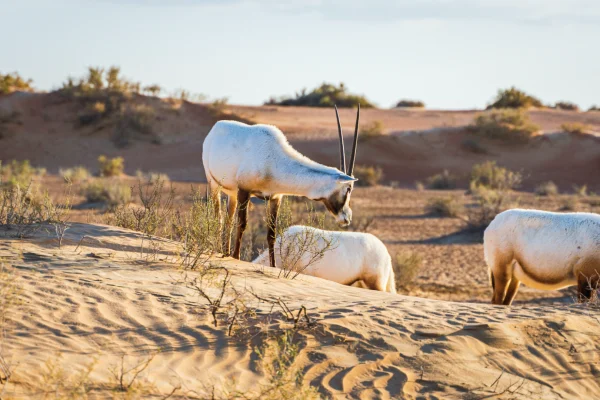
[393, 251, 423, 289]
[59, 166, 91, 183]
[81, 179, 131, 207]
[0, 160, 45, 189]
[265, 82, 374, 108]
[554, 101, 580, 111]
[426, 197, 462, 217]
[469, 109, 539, 144]
[359, 120, 385, 141]
[589, 105, 600, 112]
[114, 104, 158, 147]
[464, 186, 514, 231]
[573, 184, 588, 197]
[487, 87, 543, 109]
[98, 155, 124, 177]
[353, 165, 383, 186]
[395, 99, 425, 108]
[561, 122, 593, 135]
[425, 170, 457, 190]
[135, 170, 170, 184]
[0, 72, 34, 94]
[535, 181, 559, 196]
[469, 161, 521, 191]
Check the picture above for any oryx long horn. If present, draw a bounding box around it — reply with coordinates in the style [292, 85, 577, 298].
[347, 104, 360, 176]
[334, 105, 346, 174]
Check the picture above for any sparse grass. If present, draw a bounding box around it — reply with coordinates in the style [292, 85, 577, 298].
[59, 166, 91, 183]
[487, 87, 543, 109]
[561, 122, 593, 135]
[425, 197, 463, 217]
[0, 72, 34, 94]
[353, 165, 383, 187]
[81, 179, 131, 207]
[535, 181, 559, 196]
[469, 161, 522, 191]
[395, 99, 425, 108]
[358, 120, 385, 141]
[469, 109, 539, 144]
[265, 82, 374, 108]
[554, 101, 579, 111]
[393, 251, 423, 289]
[98, 155, 124, 177]
[425, 170, 457, 190]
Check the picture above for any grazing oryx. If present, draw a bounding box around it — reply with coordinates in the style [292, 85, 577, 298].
[253, 226, 396, 293]
[484, 208, 600, 305]
[202, 105, 361, 268]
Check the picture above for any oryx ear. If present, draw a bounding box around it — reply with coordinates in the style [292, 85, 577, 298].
[337, 174, 358, 183]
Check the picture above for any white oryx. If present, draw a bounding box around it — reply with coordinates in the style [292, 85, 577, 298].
[253, 225, 396, 293]
[202, 106, 361, 268]
[484, 208, 600, 305]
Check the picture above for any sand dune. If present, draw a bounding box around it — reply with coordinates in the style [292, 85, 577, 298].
[1, 224, 598, 398]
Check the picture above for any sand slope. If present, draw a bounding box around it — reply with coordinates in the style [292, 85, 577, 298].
[1, 223, 599, 399]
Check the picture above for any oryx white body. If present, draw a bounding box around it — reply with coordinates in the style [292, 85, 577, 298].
[484, 208, 600, 305]
[253, 226, 396, 294]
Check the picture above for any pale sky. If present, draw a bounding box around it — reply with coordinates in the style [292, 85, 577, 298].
[2, 0, 599, 109]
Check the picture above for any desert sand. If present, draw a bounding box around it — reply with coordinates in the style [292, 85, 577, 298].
[1, 224, 599, 399]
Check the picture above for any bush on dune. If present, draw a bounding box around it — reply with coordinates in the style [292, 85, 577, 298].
[265, 82, 375, 108]
[487, 87, 543, 109]
[0, 72, 34, 94]
[468, 109, 539, 144]
[561, 122, 593, 135]
[359, 120, 385, 141]
[395, 99, 425, 108]
[554, 101, 579, 111]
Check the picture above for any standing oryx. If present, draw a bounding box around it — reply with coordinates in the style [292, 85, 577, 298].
[202, 105, 361, 268]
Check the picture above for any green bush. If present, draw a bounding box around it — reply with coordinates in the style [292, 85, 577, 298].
[395, 99, 425, 108]
[425, 197, 462, 217]
[469, 109, 539, 144]
[393, 251, 423, 289]
[98, 155, 124, 177]
[535, 181, 559, 196]
[561, 122, 592, 135]
[487, 87, 543, 109]
[353, 165, 383, 187]
[265, 82, 374, 108]
[358, 120, 385, 141]
[425, 170, 457, 190]
[554, 101, 579, 111]
[0, 72, 34, 94]
[469, 161, 521, 191]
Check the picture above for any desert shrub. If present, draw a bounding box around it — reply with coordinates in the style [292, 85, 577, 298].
[425, 197, 462, 217]
[265, 82, 374, 108]
[573, 184, 588, 197]
[487, 87, 543, 109]
[461, 138, 487, 154]
[359, 120, 385, 141]
[0, 72, 34, 94]
[353, 165, 383, 187]
[415, 181, 425, 191]
[561, 122, 593, 135]
[469, 161, 521, 191]
[589, 105, 600, 112]
[554, 101, 580, 111]
[135, 170, 170, 184]
[395, 99, 425, 108]
[393, 251, 423, 289]
[535, 181, 559, 196]
[464, 186, 514, 231]
[59, 166, 91, 183]
[469, 109, 539, 144]
[81, 179, 131, 207]
[97, 155, 124, 177]
[78, 101, 107, 126]
[560, 196, 579, 211]
[143, 84, 162, 96]
[113, 104, 157, 147]
[425, 170, 457, 190]
[0, 160, 45, 189]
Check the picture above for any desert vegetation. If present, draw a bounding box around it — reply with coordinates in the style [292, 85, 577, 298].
[468, 109, 539, 144]
[561, 122, 593, 135]
[358, 120, 385, 141]
[487, 87, 543, 109]
[0, 72, 34, 94]
[553, 101, 579, 111]
[265, 82, 374, 108]
[425, 170, 458, 190]
[395, 99, 425, 108]
[352, 165, 383, 186]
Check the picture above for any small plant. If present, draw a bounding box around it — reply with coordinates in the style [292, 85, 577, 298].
[425, 170, 457, 190]
[98, 155, 124, 177]
[109, 352, 158, 395]
[535, 181, 559, 196]
[59, 166, 91, 183]
[393, 251, 423, 289]
[561, 122, 593, 135]
[265, 82, 374, 108]
[469, 109, 539, 144]
[415, 181, 425, 191]
[464, 186, 514, 231]
[554, 101, 579, 111]
[395, 99, 425, 108]
[425, 197, 462, 217]
[358, 120, 385, 141]
[0, 159, 45, 189]
[469, 161, 522, 191]
[487, 87, 543, 109]
[81, 179, 131, 207]
[573, 184, 588, 197]
[353, 165, 383, 186]
[0, 72, 34, 94]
